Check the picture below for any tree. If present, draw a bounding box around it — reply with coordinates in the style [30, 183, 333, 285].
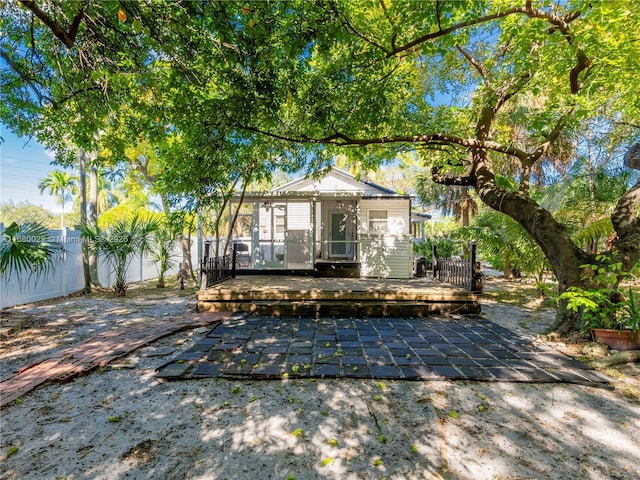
[0, 201, 55, 228]
[219, 0, 639, 333]
[459, 209, 550, 287]
[37, 170, 77, 230]
[80, 213, 159, 296]
[4, 0, 640, 334]
[150, 215, 181, 288]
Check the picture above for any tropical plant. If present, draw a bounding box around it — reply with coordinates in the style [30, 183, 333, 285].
[414, 237, 459, 262]
[559, 255, 638, 334]
[0, 222, 64, 283]
[457, 210, 550, 282]
[150, 216, 181, 288]
[80, 214, 159, 296]
[38, 170, 77, 230]
[415, 174, 479, 227]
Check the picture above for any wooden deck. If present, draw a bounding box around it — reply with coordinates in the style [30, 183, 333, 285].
[197, 276, 480, 317]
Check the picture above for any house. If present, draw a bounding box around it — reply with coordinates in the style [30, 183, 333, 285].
[229, 168, 414, 279]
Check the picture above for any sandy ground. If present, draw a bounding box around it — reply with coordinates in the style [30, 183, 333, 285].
[1, 278, 639, 480]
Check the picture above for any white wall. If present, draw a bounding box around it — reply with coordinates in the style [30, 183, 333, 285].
[358, 198, 412, 278]
[1, 227, 192, 309]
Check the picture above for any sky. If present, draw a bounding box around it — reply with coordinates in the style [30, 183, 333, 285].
[0, 123, 67, 214]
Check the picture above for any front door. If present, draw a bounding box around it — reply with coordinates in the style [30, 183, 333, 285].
[330, 212, 347, 257]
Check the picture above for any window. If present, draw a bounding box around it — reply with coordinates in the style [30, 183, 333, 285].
[368, 210, 388, 233]
[275, 214, 285, 234]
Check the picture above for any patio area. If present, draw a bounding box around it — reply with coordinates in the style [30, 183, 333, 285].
[197, 275, 481, 317]
[156, 313, 610, 386]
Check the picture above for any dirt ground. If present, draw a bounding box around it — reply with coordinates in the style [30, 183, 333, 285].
[1, 276, 639, 480]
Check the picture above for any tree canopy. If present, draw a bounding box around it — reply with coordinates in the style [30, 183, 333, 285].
[2, 0, 639, 332]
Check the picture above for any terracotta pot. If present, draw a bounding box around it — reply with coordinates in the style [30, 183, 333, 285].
[592, 328, 640, 351]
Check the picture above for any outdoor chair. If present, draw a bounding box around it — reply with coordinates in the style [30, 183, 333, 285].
[234, 242, 252, 268]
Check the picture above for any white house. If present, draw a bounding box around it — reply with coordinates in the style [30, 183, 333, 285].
[229, 169, 414, 279]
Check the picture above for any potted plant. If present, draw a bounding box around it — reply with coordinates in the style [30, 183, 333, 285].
[561, 256, 640, 351]
[588, 288, 640, 350]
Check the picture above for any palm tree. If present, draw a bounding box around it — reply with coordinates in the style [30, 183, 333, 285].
[0, 222, 64, 283]
[38, 170, 77, 230]
[415, 174, 478, 226]
[80, 213, 159, 296]
[150, 216, 181, 288]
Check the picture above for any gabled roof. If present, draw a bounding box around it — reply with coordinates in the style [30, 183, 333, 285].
[272, 168, 401, 196]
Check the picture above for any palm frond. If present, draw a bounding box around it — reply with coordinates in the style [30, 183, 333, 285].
[0, 222, 64, 282]
[570, 217, 614, 249]
[79, 213, 160, 296]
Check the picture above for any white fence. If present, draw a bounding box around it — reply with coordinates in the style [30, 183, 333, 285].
[0, 227, 190, 309]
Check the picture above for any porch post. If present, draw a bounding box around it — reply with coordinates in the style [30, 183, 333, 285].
[311, 198, 316, 268]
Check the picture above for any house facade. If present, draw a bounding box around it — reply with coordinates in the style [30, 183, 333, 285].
[229, 169, 414, 279]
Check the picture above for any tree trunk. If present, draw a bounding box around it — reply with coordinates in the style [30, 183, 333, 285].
[461, 188, 470, 227]
[180, 234, 194, 281]
[88, 164, 101, 287]
[78, 150, 92, 293]
[473, 153, 592, 332]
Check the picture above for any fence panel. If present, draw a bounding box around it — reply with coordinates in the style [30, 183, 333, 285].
[1, 227, 193, 309]
[0, 229, 85, 309]
[432, 242, 479, 291]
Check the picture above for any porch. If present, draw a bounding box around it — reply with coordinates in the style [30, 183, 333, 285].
[197, 275, 480, 317]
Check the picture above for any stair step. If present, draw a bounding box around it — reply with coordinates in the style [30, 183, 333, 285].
[198, 300, 480, 317]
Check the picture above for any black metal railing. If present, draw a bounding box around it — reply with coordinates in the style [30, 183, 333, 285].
[432, 242, 482, 292]
[200, 252, 234, 289]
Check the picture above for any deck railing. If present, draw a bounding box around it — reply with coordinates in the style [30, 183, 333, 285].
[200, 252, 234, 289]
[432, 242, 482, 292]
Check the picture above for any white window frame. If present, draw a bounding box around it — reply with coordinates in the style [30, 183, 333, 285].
[368, 209, 388, 233]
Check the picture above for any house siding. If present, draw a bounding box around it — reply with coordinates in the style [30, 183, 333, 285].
[359, 198, 410, 235]
[359, 198, 412, 278]
[231, 170, 413, 278]
[360, 234, 413, 278]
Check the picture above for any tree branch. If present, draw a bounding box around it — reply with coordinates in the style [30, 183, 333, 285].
[524, 113, 570, 167]
[387, 7, 529, 58]
[456, 45, 489, 83]
[592, 350, 640, 368]
[19, 0, 84, 48]
[237, 124, 528, 159]
[495, 72, 532, 111]
[0, 49, 56, 107]
[431, 166, 476, 186]
[329, 1, 391, 56]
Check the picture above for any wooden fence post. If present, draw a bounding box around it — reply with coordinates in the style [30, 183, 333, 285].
[431, 243, 436, 279]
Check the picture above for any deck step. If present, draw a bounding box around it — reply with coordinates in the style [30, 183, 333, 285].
[197, 275, 480, 317]
[197, 300, 480, 317]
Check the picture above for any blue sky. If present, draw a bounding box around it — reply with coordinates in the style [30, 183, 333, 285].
[1, 123, 66, 213]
